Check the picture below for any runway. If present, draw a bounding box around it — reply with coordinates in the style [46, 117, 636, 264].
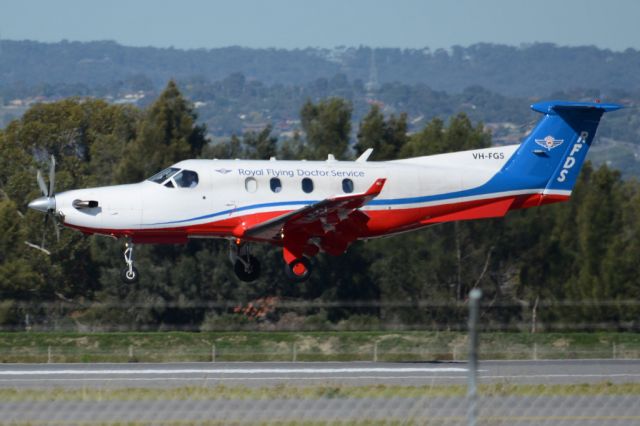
[1, 359, 639, 388]
[1, 360, 639, 424]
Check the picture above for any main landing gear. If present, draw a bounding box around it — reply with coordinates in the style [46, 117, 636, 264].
[230, 241, 261, 282]
[284, 257, 312, 283]
[230, 240, 313, 283]
[120, 241, 139, 284]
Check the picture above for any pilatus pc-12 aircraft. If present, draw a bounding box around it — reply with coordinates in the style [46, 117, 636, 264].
[28, 101, 621, 283]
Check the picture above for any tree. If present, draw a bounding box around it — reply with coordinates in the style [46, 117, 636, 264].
[355, 105, 408, 160]
[205, 126, 278, 160]
[300, 98, 352, 160]
[116, 80, 207, 183]
[401, 113, 490, 157]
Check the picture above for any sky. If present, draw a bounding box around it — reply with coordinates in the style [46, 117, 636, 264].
[2, 0, 639, 51]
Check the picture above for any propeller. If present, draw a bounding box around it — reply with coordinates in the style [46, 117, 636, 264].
[28, 156, 60, 243]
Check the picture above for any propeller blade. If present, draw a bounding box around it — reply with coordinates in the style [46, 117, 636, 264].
[49, 156, 56, 197]
[36, 170, 48, 197]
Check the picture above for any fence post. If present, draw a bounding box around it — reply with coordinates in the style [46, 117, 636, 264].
[373, 342, 378, 362]
[128, 345, 134, 361]
[533, 343, 538, 360]
[292, 342, 297, 362]
[47, 346, 52, 363]
[211, 344, 216, 362]
[467, 288, 482, 426]
[612, 343, 617, 359]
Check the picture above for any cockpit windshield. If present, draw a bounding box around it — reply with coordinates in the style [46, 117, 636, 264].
[147, 167, 179, 184]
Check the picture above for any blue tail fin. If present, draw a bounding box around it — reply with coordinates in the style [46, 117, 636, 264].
[499, 101, 622, 194]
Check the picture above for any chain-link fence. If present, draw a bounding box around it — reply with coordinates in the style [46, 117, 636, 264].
[1, 297, 639, 425]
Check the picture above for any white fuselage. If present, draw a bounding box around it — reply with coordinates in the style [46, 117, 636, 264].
[54, 144, 531, 242]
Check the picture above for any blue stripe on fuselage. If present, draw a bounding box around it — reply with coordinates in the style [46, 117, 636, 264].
[146, 172, 543, 226]
[148, 200, 314, 225]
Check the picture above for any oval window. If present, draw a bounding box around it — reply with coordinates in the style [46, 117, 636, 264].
[245, 177, 258, 193]
[270, 177, 282, 193]
[342, 178, 354, 193]
[301, 177, 314, 193]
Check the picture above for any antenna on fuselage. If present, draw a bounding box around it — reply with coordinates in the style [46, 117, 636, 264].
[356, 148, 374, 162]
[327, 154, 336, 162]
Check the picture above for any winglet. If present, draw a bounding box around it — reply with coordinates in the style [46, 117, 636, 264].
[364, 178, 386, 196]
[356, 148, 374, 162]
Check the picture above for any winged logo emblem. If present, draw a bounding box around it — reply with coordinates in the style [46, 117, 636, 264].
[215, 168, 233, 174]
[535, 135, 564, 151]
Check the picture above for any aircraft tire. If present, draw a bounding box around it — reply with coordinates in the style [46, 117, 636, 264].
[120, 266, 139, 284]
[234, 255, 261, 282]
[284, 257, 312, 282]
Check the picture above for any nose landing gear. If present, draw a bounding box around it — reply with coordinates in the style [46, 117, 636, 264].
[230, 240, 261, 282]
[120, 241, 139, 284]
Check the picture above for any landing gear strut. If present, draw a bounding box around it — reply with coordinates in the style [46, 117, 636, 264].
[120, 241, 139, 284]
[230, 240, 261, 282]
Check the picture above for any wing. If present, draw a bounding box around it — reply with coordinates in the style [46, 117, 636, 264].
[243, 178, 386, 256]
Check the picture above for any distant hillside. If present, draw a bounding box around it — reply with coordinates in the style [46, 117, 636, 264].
[2, 40, 640, 97]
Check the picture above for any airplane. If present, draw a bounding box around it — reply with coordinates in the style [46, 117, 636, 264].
[28, 101, 621, 284]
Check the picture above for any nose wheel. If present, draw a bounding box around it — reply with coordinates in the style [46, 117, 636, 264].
[230, 240, 261, 282]
[120, 241, 139, 284]
[234, 255, 261, 282]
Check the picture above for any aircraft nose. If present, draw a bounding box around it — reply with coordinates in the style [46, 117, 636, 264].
[28, 196, 56, 213]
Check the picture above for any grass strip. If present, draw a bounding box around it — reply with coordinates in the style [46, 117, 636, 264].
[1, 330, 640, 363]
[2, 382, 639, 402]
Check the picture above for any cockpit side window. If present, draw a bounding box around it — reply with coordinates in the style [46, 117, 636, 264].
[148, 167, 180, 184]
[173, 170, 199, 188]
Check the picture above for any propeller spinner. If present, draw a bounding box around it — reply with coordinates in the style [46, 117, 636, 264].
[28, 156, 60, 241]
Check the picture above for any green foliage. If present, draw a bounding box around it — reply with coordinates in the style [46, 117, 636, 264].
[355, 105, 408, 160]
[116, 80, 206, 183]
[401, 113, 490, 157]
[205, 126, 278, 160]
[300, 98, 352, 160]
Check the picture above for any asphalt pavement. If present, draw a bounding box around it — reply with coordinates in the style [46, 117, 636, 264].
[0, 359, 638, 388]
[1, 360, 639, 425]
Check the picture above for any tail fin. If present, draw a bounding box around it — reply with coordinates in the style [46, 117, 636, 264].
[499, 101, 622, 195]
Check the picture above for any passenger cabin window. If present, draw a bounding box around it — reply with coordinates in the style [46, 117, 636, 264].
[245, 177, 258, 193]
[342, 178, 354, 193]
[174, 170, 199, 188]
[301, 178, 314, 193]
[270, 177, 282, 193]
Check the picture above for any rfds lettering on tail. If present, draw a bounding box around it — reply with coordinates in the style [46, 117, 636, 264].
[557, 131, 589, 183]
[28, 101, 622, 284]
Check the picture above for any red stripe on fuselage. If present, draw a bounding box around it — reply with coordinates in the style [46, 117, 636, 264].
[64, 192, 570, 243]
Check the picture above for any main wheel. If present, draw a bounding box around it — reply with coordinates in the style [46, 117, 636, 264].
[120, 266, 139, 284]
[284, 257, 312, 282]
[234, 255, 261, 282]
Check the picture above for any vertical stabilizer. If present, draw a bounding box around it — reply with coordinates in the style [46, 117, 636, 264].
[497, 101, 622, 195]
